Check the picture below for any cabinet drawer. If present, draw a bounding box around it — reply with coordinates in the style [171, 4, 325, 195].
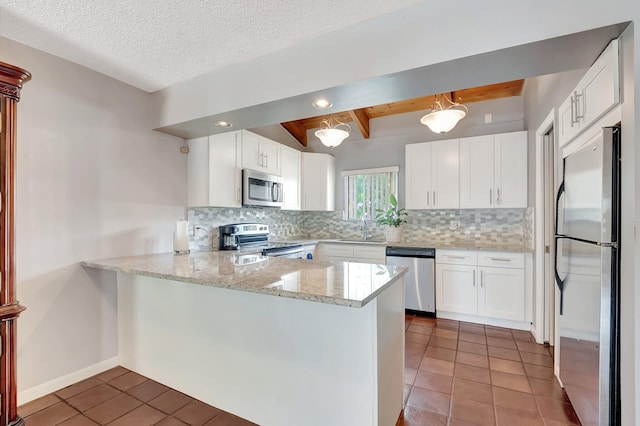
[477, 251, 524, 269]
[354, 245, 386, 261]
[436, 250, 477, 265]
[316, 243, 354, 258]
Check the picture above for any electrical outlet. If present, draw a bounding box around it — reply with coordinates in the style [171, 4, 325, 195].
[450, 221, 461, 231]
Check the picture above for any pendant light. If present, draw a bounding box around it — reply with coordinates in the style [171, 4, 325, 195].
[315, 117, 351, 147]
[420, 93, 468, 134]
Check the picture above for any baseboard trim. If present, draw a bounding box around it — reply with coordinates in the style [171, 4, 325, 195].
[436, 311, 530, 331]
[18, 356, 119, 406]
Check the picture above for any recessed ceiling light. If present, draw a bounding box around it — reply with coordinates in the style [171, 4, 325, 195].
[214, 120, 232, 127]
[312, 98, 333, 109]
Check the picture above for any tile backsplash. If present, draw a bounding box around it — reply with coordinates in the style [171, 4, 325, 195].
[189, 207, 534, 250]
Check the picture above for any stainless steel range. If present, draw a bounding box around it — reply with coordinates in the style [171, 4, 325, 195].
[218, 223, 310, 259]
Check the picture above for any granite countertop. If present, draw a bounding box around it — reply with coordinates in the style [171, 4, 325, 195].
[81, 251, 407, 308]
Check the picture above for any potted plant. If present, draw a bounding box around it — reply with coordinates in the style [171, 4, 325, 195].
[375, 194, 408, 243]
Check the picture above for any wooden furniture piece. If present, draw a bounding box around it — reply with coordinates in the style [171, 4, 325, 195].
[0, 61, 31, 426]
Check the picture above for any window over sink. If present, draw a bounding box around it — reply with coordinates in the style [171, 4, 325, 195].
[342, 166, 399, 220]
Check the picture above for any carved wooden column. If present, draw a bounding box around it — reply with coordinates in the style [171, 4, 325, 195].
[0, 62, 31, 426]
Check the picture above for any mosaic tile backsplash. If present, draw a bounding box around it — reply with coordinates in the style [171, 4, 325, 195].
[189, 207, 534, 251]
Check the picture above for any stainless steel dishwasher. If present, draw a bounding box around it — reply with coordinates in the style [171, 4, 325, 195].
[386, 246, 435, 315]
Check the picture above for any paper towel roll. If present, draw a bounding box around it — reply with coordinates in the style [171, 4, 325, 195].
[173, 220, 190, 253]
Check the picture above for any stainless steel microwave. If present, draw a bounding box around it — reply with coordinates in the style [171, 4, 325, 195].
[242, 169, 284, 208]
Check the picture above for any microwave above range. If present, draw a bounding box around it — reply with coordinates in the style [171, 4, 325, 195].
[242, 169, 283, 208]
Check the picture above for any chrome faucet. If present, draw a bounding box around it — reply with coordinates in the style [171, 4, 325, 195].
[360, 215, 371, 241]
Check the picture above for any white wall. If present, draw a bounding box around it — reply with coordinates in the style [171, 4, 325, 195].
[0, 37, 188, 403]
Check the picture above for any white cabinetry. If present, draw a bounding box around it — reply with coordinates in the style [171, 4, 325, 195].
[315, 243, 386, 264]
[187, 133, 242, 207]
[459, 131, 527, 208]
[301, 153, 335, 211]
[280, 145, 301, 210]
[405, 139, 459, 209]
[241, 130, 281, 175]
[436, 249, 527, 328]
[559, 39, 619, 147]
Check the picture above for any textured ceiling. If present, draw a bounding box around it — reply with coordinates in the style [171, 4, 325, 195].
[0, 0, 419, 92]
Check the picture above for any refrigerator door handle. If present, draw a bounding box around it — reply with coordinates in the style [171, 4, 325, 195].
[554, 181, 566, 315]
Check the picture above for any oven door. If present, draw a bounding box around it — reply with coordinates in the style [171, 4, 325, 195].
[242, 169, 284, 208]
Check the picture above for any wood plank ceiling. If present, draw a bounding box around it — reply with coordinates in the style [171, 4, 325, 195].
[281, 79, 524, 147]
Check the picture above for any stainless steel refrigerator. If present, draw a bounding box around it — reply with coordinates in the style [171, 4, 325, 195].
[555, 125, 620, 426]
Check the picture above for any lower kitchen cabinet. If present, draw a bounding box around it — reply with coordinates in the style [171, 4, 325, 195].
[436, 264, 477, 315]
[478, 266, 525, 321]
[315, 242, 386, 264]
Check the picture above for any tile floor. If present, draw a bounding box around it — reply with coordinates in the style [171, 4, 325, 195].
[20, 317, 579, 426]
[400, 315, 580, 425]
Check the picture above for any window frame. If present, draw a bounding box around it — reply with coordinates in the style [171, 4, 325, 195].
[341, 166, 400, 221]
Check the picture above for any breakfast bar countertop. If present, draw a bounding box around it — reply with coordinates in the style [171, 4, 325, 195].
[81, 251, 406, 308]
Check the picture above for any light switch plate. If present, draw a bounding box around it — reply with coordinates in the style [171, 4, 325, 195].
[450, 221, 461, 231]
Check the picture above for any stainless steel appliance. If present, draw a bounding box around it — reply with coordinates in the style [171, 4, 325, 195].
[386, 246, 435, 314]
[555, 125, 620, 426]
[218, 223, 308, 258]
[242, 169, 284, 208]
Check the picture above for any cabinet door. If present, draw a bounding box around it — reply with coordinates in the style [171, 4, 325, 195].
[240, 130, 263, 171]
[436, 264, 477, 315]
[432, 139, 460, 208]
[478, 266, 525, 321]
[260, 138, 281, 176]
[558, 93, 582, 148]
[494, 131, 527, 208]
[301, 153, 335, 211]
[459, 135, 494, 208]
[280, 145, 301, 210]
[405, 143, 432, 209]
[187, 137, 210, 207]
[581, 39, 619, 128]
[208, 132, 242, 207]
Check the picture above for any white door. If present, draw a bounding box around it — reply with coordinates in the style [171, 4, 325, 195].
[241, 130, 264, 171]
[301, 153, 334, 211]
[431, 139, 460, 208]
[478, 266, 525, 321]
[459, 135, 494, 208]
[405, 143, 432, 209]
[436, 264, 477, 315]
[494, 131, 527, 208]
[581, 39, 619, 127]
[558, 93, 581, 148]
[280, 146, 301, 210]
[260, 138, 281, 176]
[208, 132, 242, 207]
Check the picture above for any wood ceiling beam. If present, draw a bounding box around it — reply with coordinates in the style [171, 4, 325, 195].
[348, 108, 370, 139]
[280, 121, 308, 147]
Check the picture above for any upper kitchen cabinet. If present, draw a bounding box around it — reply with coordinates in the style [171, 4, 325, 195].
[460, 131, 527, 208]
[301, 153, 335, 211]
[280, 145, 301, 210]
[241, 129, 281, 175]
[558, 39, 619, 148]
[188, 133, 242, 208]
[405, 139, 460, 209]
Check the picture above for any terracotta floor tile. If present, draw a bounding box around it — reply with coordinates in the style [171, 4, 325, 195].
[23, 402, 78, 426]
[419, 357, 455, 376]
[156, 417, 189, 426]
[516, 341, 549, 355]
[85, 392, 142, 424]
[511, 330, 535, 341]
[435, 319, 460, 330]
[491, 371, 532, 393]
[127, 379, 171, 402]
[520, 351, 553, 367]
[488, 346, 521, 362]
[408, 324, 434, 335]
[528, 377, 566, 400]
[492, 387, 537, 412]
[433, 328, 459, 339]
[495, 406, 544, 426]
[485, 328, 514, 340]
[489, 357, 526, 375]
[108, 371, 149, 391]
[406, 331, 430, 345]
[425, 345, 457, 362]
[454, 364, 491, 385]
[173, 400, 222, 425]
[94, 366, 130, 382]
[541, 419, 578, 426]
[487, 337, 518, 350]
[429, 336, 458, 350]
[456, 352, 489, 368]
[404, 384, 412, 405]
[458, 331, 487, 345]
[18, 393, 61, 418]
[108, 404, 167, 426]
[406, 387, 451, 416]
[414, 370, 453, 394]
[406, 352, 423, 369]
[452, 378, 493, 405]
[535, 396, 580, 424]
[401, 405, 448, 426]
[406, 341, 428, 356]
[203, 412, 257, 426]
[458, 324, 486, 336]
[450, 398, 496, 425]
[448, 419, 481, 426]
[458, 341, 488, 356]
[55, 378, 103, 400]
[405, 367, 418, 385]
[57, 415, 100, 425]
[412, 316, 436, 325]
[149, 389, 194, 415]
[523, 363, 554, 380]
[66, 383, 121, 412]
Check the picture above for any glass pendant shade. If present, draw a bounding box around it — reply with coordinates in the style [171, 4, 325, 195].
[315, 128, 350, 147]
[420, 109, 466, 134]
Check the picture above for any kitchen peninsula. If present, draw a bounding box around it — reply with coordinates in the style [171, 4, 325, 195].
[82, 252, 406, 426]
